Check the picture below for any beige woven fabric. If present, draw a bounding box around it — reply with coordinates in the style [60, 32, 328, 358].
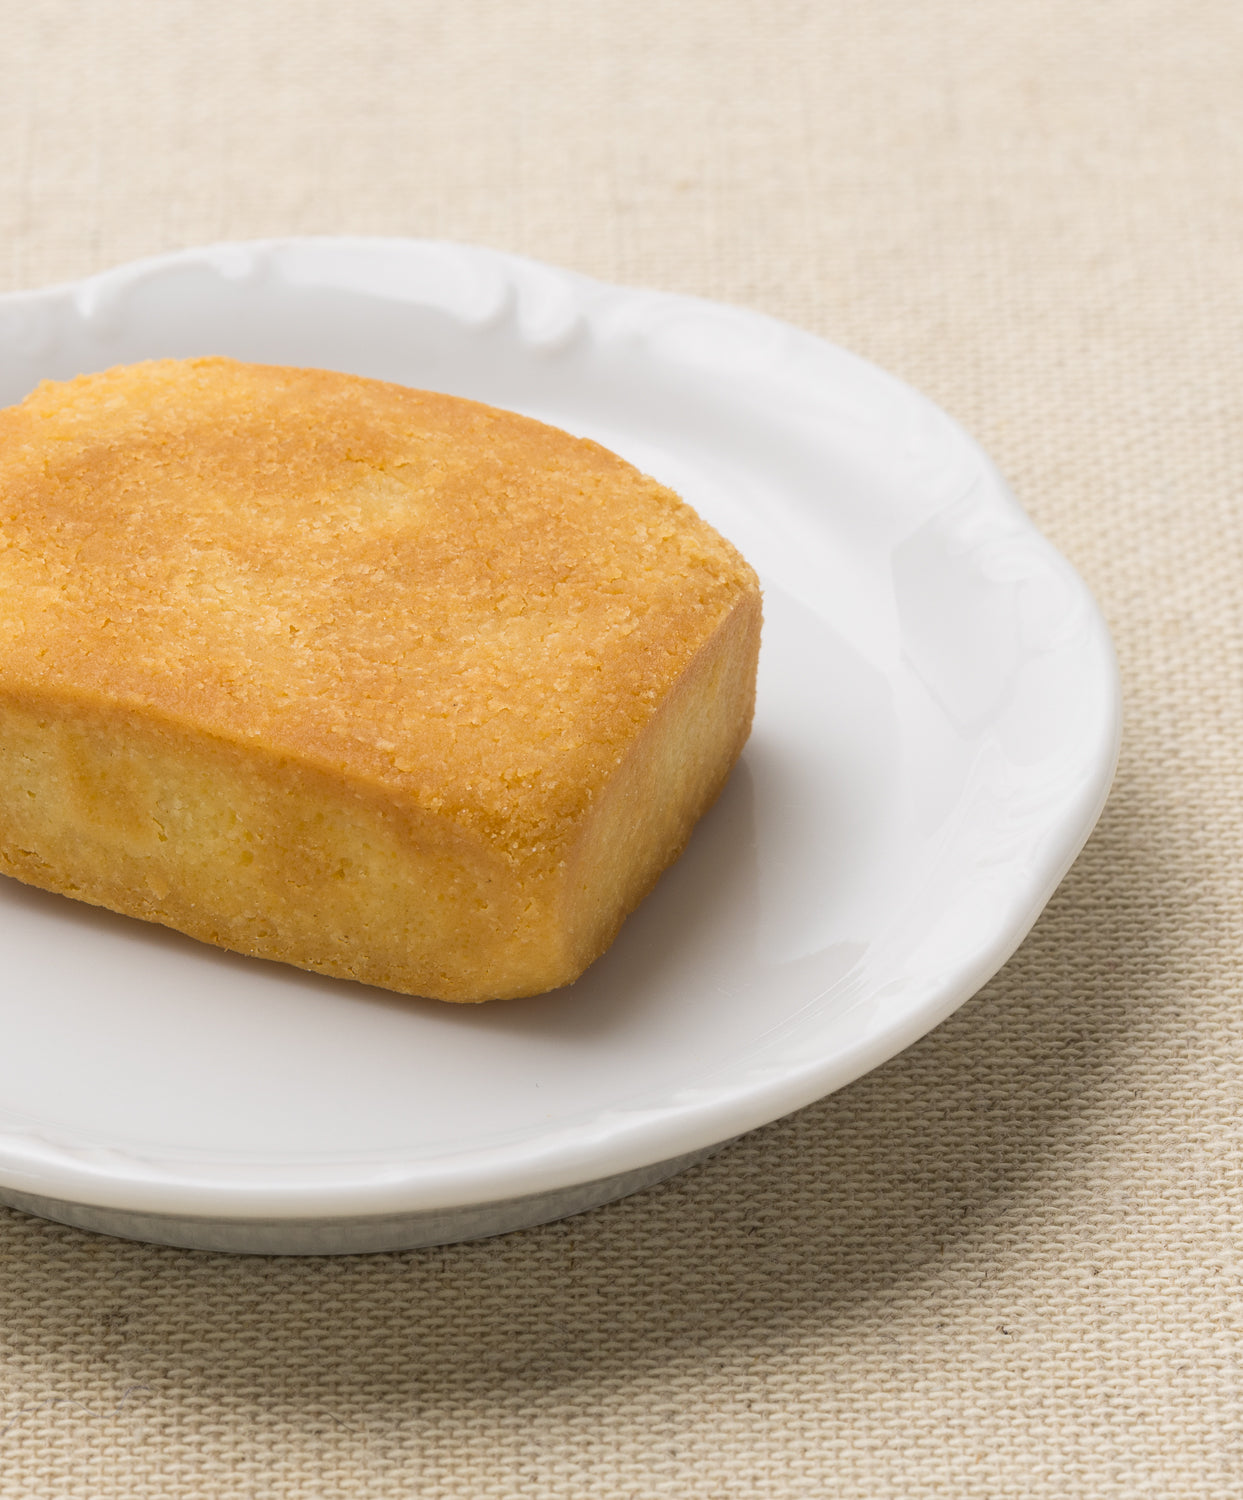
[1, 1, 1240, 1493]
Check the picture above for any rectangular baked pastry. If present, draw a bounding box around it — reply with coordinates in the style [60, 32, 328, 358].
[0, 358, 761, 1000]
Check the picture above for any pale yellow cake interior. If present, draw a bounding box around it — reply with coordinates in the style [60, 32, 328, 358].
[0, 358, 761, 1000]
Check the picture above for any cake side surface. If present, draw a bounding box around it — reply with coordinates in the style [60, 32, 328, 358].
[560, 589, 762, 978]
[0, 688, 557, 1000]
[0, 358, 762, 999]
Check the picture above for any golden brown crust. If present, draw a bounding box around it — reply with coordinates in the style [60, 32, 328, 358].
[0, 358, 761, 999]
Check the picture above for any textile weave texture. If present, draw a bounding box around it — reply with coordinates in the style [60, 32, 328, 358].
[0, 2, 1240, 1495]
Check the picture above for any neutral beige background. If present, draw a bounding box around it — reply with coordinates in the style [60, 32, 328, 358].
[1, 2, 1240, 1494]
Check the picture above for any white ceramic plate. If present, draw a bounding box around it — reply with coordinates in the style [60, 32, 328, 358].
[0, 240, 1119, 1254]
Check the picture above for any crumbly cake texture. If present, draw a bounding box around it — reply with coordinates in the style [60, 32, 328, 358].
[0, 358, 761, 1000]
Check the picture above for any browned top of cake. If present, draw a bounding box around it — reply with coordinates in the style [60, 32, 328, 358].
[0, 358, 758, 859]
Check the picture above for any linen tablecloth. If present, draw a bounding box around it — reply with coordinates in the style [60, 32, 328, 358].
[1, 3, 1239, 1494]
